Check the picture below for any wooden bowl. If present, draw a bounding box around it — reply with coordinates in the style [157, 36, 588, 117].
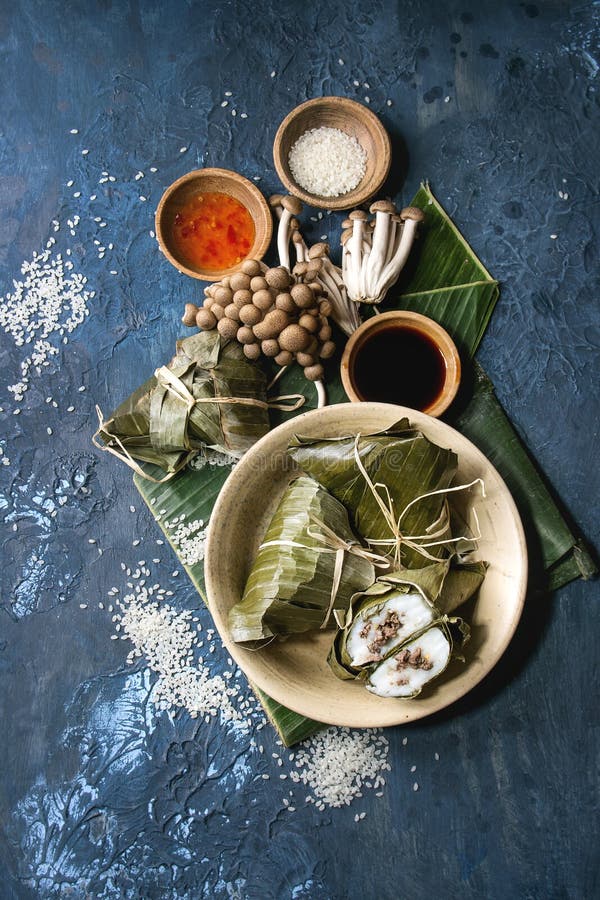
[341, 311, 461, 417]
[273, 97, 392, 211]
[205, 403, 527, 728]
[155, 168, 272, 281]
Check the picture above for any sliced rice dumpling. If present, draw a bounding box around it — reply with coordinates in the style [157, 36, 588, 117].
[228, 475, 376, 645]
[95, 330, 270, 476]
[288, 421, 458, 568]
[328, 563, 475, 698]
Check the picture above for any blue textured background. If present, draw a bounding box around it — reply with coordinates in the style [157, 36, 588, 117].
[1, 1, 598, 898]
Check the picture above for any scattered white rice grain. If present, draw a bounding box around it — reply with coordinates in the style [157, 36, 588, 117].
[338, 58, 345, 65]
[82, 149, 89, 155]
[221, 100, 229, 107]
[70, 128, 79, 134]
[150, 166, 157, 172]
[67, 180, 74, 187]
[386, 99, 392, 106]
[231, 109, 237, 116]
[413, 782, 419, 791]
[270, 70, 276, 77]
[79, 603, 88, 609]
[180, 146, 187, 153]
[240, 112, 248, 119]
[364, 96, 370, 104]
[550, 234, 558, 239]
[353, 80, 360, 86]
[47, 427, 53, 435]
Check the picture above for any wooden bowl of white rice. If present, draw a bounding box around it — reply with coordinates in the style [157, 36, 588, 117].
[273, 97, 391, 211]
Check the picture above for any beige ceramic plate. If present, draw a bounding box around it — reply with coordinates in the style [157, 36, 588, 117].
[205, 403, 527, 728]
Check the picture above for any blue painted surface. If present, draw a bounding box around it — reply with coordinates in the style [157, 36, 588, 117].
[0, 1, 598, 898]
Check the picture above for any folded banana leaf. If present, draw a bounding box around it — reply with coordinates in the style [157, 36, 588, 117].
[134, 184, 595, 745]
[288, 421, 458, 569]
[328, 563, 472, 698]
[228, 474, 376, 643]
[95, 330, 269, 477]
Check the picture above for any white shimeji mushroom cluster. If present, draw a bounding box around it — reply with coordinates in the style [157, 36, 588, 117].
[341, 202, 425, 305]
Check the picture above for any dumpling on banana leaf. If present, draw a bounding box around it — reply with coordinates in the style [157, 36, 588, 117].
[228, 475, 377, 645]
[288, 421, 458, 569]
[94, 330, 270, 477]
[328, 562, 480, 698]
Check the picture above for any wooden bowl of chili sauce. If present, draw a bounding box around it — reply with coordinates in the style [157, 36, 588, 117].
[155, 168, 273, 280]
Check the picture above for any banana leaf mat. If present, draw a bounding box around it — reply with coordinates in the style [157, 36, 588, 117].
[135, 183, 596, 745]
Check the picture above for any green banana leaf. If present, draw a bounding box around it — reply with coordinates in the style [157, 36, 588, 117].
[288, 422, 458, 569]
[134, 183, 595, 745]
[228, 475, 375, 643]
[96, 330, 270, 476]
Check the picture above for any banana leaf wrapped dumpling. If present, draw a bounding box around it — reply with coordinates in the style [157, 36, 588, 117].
[288, 420, 459, 569]
[228, 475, 377, 645]
[94, 331, 270, 477]
[329, 562, 481, 698]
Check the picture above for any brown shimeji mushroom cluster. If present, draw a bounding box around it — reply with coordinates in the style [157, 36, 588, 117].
[182, 258, 335, 382]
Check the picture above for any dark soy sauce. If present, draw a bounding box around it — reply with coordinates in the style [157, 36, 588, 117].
[351, 325, 447, 410]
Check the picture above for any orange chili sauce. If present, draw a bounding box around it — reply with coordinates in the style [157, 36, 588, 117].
[171, 191, 255, 271]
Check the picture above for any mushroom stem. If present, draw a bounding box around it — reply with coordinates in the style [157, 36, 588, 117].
[373, 208, 424, 299]
[364, 201, 395, 299]
[315, 379, 327, 408]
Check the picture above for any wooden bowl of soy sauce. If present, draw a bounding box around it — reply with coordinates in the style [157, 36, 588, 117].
[340, 311, 461, 417]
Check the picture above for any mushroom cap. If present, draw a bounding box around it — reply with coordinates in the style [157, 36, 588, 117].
[303, 363, 325, 382]
[268, 194, 284, 208]
[243, 342, 261, 361]
[217, 317, 239, 340]
[290, 283, 315, 309]
[298, 313, 319, 333]
[274, 350, 294, 367]
[319, 299, 332, 317]
[265, 267, 292, 290]
[229, 272, 252, 292]
[250, 275, 269, 293]
[279, 323, 311, 352]
[224, 303, 240, 321]
[370, 199, 396, 215]
[196, 308, 217, 330]
[237, 325, 256, 344]
[340, 228, 353, 245]
[182, 302, 199, 326]
[239, 304, 263, 326]
[296, 351, 316, 368]
[213, 286, 233, 306]
[275, 292, 296, 313]
[289, 217, 300, 231]
[292, 261, 309, 276]
[261, 308, 290, 337]
[233, 289, 253, 309]
[319, 340, 336, 360]
[261, 339, 281, 357]
[281, 194, 303, 215]
[240, 258, 263, 277]
[306, 281, 324, 296]
[252, 288, 274, 311]
[318, 323, 332, 342]
[349, 209, 369, 221]
[211, 304, 225, 321]
[341, 218, 353, 229]
[305, 257, 323, 273]
[400, 206, 425, 223]
[292, 231, 304, 244]
[308, 242, 329, 259]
